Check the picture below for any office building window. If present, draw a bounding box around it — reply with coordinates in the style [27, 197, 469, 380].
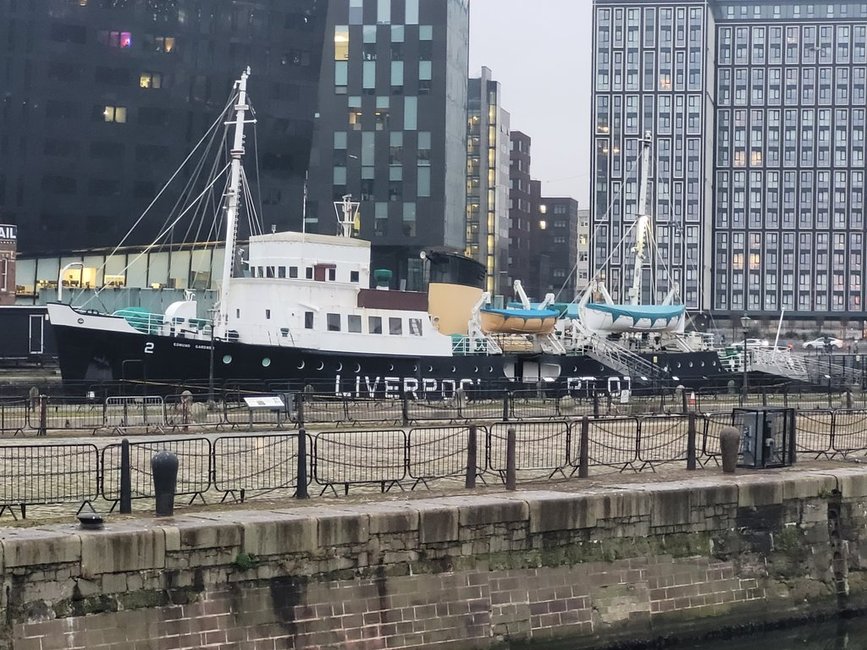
[139, 72, 162, 89]
[102, 105, 127, 123]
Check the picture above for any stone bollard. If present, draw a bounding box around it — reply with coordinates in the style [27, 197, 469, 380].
[151, 450, 179, 516]
[719, 426, 740, 473]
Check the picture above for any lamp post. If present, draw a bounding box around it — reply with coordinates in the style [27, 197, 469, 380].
[740, 314, 751, 403]
[57, 262, 83, 303]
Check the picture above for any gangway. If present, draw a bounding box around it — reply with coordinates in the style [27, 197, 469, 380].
[748, 348, 861, 388]
[569, 319, 666, 383]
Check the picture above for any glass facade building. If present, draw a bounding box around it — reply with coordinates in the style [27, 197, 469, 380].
[307, 0, 469, 290]
[0, 0, 327, 255]
[467, 67, 510, 295]
[593, 0, 867, 327]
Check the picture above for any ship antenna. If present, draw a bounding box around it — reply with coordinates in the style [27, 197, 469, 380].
[628, 132, 652, 306]
[216, 67, 252, 338]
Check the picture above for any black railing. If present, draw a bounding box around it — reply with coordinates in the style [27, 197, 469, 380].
[6, 407, 867, 517]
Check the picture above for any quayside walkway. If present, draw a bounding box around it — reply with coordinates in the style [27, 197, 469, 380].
[3, 464, 867, 650]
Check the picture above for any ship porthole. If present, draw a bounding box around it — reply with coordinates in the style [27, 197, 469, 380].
[451, 366, 456, 373]
[488, 366, 494, 373]
[77, 318, 84, 324]
[222, 355, 233, 365]
[412, 365, 418, 372]
[389, 364, 394, 371]
[297, 360, 305, 370]
[474, 366, 479, 373]
[676, 362, 681, 368]
[261, 358, 271, 368]
[427, 365, 433, 372]
[317, 361, 324, 371]
[688, 362, 694, 368]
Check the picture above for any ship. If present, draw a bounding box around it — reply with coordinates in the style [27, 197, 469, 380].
[47, 69, 728, 399]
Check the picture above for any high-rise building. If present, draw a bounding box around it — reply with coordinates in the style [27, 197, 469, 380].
[592, 0, 867, 332]
[534, 195, 579, 302]
[577, 207, 591, 289]
[308, 0, 470, 291]
[466, 66, 510, 296]
[0, 0, 328, 254]
[508, 131, 533, 297]
[591, 0, 713, 314]
[711, 2, 867, 327]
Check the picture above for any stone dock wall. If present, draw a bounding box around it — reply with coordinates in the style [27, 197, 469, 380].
[5, 468, 867, 649]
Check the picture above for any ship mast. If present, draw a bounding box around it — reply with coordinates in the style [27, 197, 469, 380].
[216, 67, 252, 338]
[628, 133, 653, 306]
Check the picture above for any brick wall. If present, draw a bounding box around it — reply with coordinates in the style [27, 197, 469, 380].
[5, 469, 867, 649]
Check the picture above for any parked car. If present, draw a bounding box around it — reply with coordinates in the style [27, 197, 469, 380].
[730, 338, 769, 348]
[803, 336, 844, 350]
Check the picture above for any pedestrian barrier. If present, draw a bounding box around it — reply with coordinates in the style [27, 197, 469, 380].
[0, 443, 99, 518]
[8, 405, 867, 518]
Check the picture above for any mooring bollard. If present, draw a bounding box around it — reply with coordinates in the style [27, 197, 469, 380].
[120, 438, 132, 514]
[465, 424, 478, 489]
[296, 428, 309, 499]
[719, 426, 740, 474]
[686, 412, 697, 471]
[38, 395, 48, 436]
[151, 449, 179, 516]
[505, 427, 516, 491]
[578, 416, 590, 479]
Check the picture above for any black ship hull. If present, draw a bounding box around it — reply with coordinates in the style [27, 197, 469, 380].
[52, 318, 728, 397]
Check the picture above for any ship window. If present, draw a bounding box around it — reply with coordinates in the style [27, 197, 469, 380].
[222, 355, 232, 364]
[278, 267, 286, 278]
[327, 313, 341, 331]
[348, 315, 362, 332]
[289, 266, 298, 278]
[257, 266, 264, 277]
[328, 268, 336, 281]
[266, 266, 275, 278]
[409, 318, 422, 336]
[265, 309, 271, 319]
[280, 328, 289, 337]
[350, 270, 360, 283]
[369, 316, 382, 334]
[304, 312, 314, 329]
[305, 267, 313, 279]
[236, 309, 240, 318]
[389, 317, 402, 335]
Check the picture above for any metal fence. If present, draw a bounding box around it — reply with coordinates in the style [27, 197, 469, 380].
[5, 407, 867, 517]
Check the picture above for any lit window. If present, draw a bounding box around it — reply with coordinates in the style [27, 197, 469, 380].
[139, 72, 162, 89]
[155, 36, 175, 53]
[334, 26, 349, 60]
[103, 105, 127, 123]
[98, 31, 132, 48]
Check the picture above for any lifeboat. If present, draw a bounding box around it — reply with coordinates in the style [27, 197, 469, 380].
[479, 306, 559, 335]
[581, 303, 686, 334]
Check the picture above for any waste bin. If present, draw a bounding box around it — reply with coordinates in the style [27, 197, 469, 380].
[732, 407, 795, 469]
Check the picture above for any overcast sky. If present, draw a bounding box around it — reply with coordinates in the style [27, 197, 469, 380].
[469, 0, 594, 206]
